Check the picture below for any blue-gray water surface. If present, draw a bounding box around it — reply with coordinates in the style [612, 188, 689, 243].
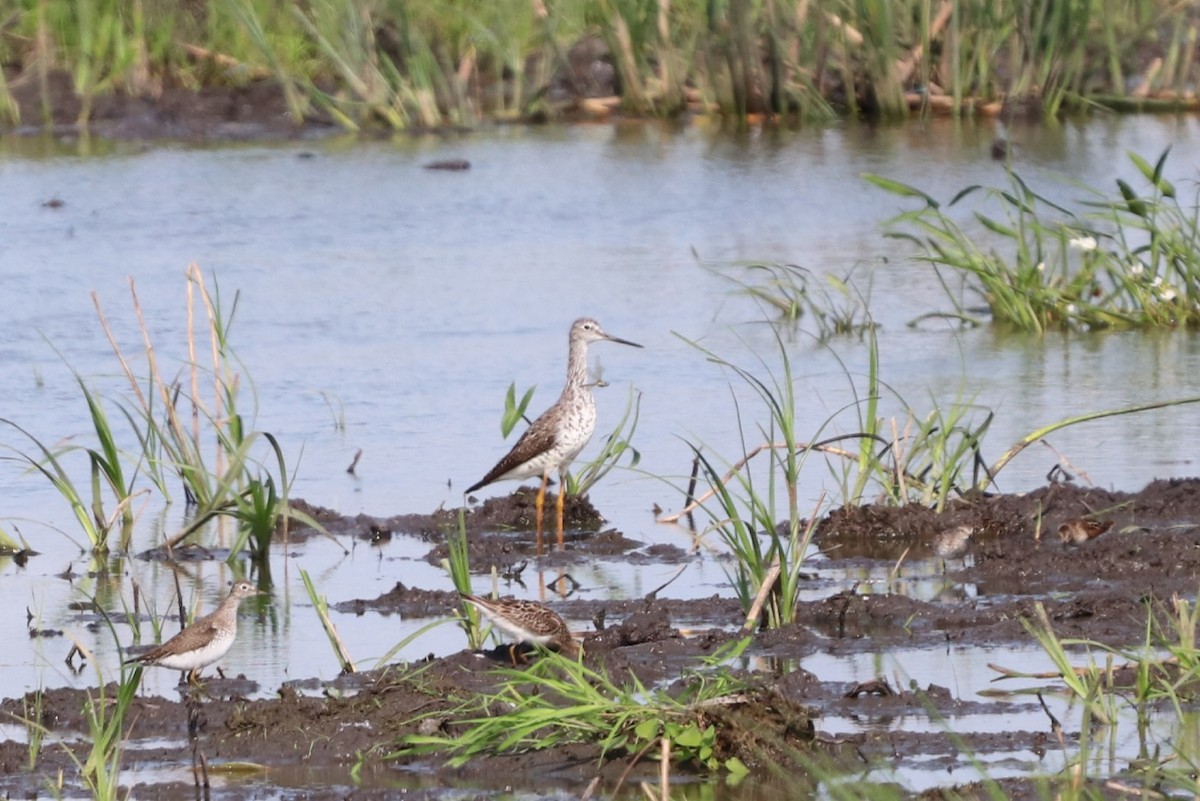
[2, 116, 1200, 766]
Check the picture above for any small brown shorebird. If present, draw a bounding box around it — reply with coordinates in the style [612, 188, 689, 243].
[460, 592, 580, 662]
[125, 580, 265, 685]
[466, 317, 642, 554]
[933, 524, 975, 570]
[1058, 518, 1113, 545]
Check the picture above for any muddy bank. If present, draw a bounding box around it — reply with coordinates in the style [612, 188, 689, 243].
[3, 478, 1199, 799]
[1, 67, 326, 142]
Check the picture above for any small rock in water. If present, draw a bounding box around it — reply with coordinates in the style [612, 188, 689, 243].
[423, 159, 471, 171]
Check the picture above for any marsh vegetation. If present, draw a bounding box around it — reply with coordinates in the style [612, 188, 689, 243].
[4, 136, 1200, 798]
[0, 0, 1197, 133]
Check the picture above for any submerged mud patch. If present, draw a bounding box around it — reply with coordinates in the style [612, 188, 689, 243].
[4, 479, 1200, 799]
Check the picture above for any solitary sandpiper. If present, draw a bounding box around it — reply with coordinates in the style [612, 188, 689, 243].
[125, 580, 265, 685]
[466, 317, 642, 553]
[461, 592, 580, 661]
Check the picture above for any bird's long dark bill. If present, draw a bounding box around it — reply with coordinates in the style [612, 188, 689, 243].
[605, 335, 643, 348]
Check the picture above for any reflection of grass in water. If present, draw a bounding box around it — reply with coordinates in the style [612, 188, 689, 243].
[986, 597, 1200, 796]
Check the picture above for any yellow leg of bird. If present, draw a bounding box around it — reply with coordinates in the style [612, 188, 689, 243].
[556, 481, 566, 551]
[535, 473, 548, 555]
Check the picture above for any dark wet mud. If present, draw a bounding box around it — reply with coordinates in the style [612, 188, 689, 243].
[4, 478, 1200, 799]
[3, 67, 325, 142]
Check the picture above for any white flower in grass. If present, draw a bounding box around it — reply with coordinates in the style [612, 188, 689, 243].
[1036, 262, 1046, 273]
[1152, 276, 1163, 288]
[1066, 303, 1078, 315]
[1069, 235, 1098, 252]
[1160, 285, 1177, 302]
[1129, 261, 1144, 278]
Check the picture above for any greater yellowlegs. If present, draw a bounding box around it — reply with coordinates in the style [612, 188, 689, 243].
[1058, 518, 1112, 545]
[125, 580, 265, 685]
[461, 592, 580, 661]
[466, 317, 641, 553]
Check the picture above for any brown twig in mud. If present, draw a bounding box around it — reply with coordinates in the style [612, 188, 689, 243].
[742, 560, 781, 631]
[645, 564, 688, 600]
[1036, 690, 1064, 742]
[987, 656, 1169, 680]
[657, 440, 855, 524]
[579, 776, 601, 801]
[1104, 779, 1167, 798]
[171, 568, 187, 640]
[1040, 440, 1095, 486]
[612, 736, 662, 799]
[684, 452, 700, 507]
[346, 448, 363, 475]
[65, 642, 85, 673]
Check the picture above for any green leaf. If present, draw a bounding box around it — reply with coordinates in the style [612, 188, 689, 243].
[974, 213, 1016, 238]
[500, 382, 536, 438]
[1117, 179, 1147, 217]
[725, 756, 750, 776]
[634, 719, 660, 741]
[862, 173, 939, 208]
[675, 724, 704, 748]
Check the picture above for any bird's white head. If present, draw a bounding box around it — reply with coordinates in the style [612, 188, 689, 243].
[570, 318, 643, 349]
[228, 580, 266, 600]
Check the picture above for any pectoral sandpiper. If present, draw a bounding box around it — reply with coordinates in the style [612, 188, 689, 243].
[1058, 518, 1113, 545]
[461, 592, 580, 662]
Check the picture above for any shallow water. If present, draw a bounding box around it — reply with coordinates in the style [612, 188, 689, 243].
[3, 116, 1200, 791]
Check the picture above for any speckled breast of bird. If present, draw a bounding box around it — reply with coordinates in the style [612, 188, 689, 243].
[554, 392, 597, 461]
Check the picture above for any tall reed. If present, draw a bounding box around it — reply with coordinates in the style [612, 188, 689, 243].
[676, 328, 818, 628]
[4, 0, 1181, 129]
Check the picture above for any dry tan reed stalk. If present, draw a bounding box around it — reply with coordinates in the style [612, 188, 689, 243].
[91, 291, 149, 412]
[825, 12, 863, 46]
[1131, 57, 1163, 98]
[128, 279, 193, 467]
[987, 659, 1157, 681]
[890, 417, 907, 501]
[742, 560, 781, 630]
[659, 737, 669, 801]
[892, 0, 954, 85]
[179, 43, 270, 80]
[186, 270, 200, 461]
[189, 265, 226, 490]
[657, 0, 670, 90]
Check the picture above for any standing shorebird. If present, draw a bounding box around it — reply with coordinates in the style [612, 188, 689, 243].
[466, 317, 642, 553]
[1058, 518, 1113, 545]
[125, 580, 265, 685]
[933, 524, 975, 571]
[461, 592, 580, 662]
